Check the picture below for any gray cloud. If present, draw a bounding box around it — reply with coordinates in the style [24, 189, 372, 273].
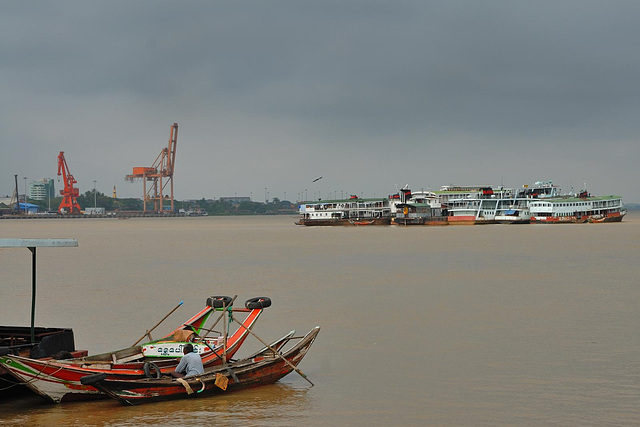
[2, 1, 639, 202]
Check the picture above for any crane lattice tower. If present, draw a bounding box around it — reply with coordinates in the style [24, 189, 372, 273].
[125, 123, 178, 213]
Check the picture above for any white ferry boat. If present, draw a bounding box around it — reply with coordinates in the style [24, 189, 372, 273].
[391, 187, 448, 225]
[494, 182, 561, 224]
[296, 196, 392, 226]
[439, 182, 561, 224]
[529, 190, 626, 223]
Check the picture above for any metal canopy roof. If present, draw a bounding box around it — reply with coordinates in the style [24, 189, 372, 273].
[1, 238, 78, 343]
[0, 238, 78, 248]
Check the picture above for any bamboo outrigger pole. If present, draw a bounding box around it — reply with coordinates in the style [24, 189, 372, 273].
[233, 317, 315, 387]
[132, 301, 184, 346]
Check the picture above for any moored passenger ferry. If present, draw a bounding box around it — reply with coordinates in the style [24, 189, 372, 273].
[296, 196, 392, 226]
[391, 187, 448, 225]
[394, 203, 449, 225]
[440, 182, 561, 225]
[440, 185, 507, 225]
[529, 191, 626, 223]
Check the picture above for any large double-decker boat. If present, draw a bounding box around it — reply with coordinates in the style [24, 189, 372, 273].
[296, 196, 392, 226]
[439, 182, 562, 225]
[529, 190, 626, 223]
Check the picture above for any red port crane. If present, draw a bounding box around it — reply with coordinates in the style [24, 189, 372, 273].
[125, 123, 178, 212]
[57, 151, 81, 214]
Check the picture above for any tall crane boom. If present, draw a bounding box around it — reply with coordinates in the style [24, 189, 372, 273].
[57, 151, 81, 214]
[125, 123, 178, 212]
[10, 174, 19, 212]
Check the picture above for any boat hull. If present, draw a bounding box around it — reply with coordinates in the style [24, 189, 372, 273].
[532, 211, 625, 224]
[447, 216, 498, 225]
[446, 216, 476, 225]
[393, 217, 448, 226]
[295, 219, 345, 226]
[297, 218, 391, 226]
[494, 216, 531, 224]
[347, 218, 391, 226]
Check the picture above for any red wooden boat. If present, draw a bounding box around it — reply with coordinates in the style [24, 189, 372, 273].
[82, 326, 320, 405]
[0, 297, 268, 403]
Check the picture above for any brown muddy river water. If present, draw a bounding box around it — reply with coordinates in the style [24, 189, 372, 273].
[1, 213, 640, 425]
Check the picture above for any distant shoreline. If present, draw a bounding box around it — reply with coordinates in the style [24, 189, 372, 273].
[0, 212, 295, 220]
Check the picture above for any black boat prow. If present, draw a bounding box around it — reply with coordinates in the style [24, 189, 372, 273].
[0, 326, 79, 398]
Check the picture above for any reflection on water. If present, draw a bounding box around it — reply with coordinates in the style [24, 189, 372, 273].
[0, 384, 310, 426]
[1, 213, 640, 425]
[108, 384, 313, 427]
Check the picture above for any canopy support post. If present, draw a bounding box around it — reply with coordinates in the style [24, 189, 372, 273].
[28, 246, 36, 343]
[0, 239, 78, 344]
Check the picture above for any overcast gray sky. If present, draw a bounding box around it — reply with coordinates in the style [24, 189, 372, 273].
[2, 1, 639, 203]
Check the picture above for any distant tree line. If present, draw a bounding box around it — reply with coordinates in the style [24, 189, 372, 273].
[190, 198, 296, 215]
[27, 191, 142, 212]
[29, 191, 297, 215]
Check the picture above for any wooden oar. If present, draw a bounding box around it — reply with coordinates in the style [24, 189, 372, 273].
[132, 301, 183, 346]
[232, 318, 314, 387]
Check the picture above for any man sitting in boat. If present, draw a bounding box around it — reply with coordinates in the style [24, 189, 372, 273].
[170, 343, 204, 378]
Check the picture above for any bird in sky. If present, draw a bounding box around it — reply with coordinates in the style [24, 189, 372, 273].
[313, 176, 323, 182]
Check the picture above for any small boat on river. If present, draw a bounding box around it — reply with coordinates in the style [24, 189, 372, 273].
[81, 326, 320, 406]
[0, 297, 267, 403]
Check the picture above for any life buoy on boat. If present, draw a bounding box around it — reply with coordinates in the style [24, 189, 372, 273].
[143, 361, 162, 379]
[80, 372, 107, 386]
[206, 296, 233, 308]
[245, 297, 272, 309]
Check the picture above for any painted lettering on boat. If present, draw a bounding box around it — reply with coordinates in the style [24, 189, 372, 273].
[142, 340, 219, 357]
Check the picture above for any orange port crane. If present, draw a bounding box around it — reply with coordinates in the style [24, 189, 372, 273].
[125, 123, 178, 212]
[57, 151, 81, 214]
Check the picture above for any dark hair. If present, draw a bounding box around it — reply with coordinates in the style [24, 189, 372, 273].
[184, 343, 194, 353]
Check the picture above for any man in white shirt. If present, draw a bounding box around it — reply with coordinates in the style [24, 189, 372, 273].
[170, 343, 204, 378]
